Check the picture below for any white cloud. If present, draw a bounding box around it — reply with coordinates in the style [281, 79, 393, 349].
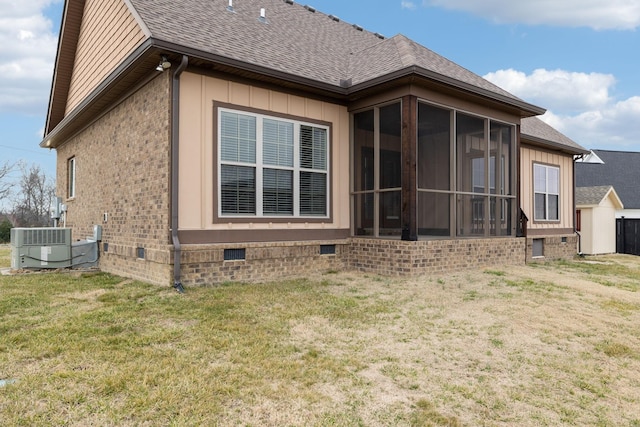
[0, 1, 61, 115]
[401, 1, 418, 10]
[484, 69, 616, 113]
[422, 0, 640, 30]
[485, 68, 640, 150]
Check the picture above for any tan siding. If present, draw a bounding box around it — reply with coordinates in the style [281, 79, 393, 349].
[520, 145, 574, 231]
[178, 72, 350, 232]
[65, 0, 146, 114]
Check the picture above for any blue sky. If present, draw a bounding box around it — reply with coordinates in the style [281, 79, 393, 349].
[1, 0, 639, 191]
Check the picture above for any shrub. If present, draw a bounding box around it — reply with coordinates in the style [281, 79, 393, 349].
[0, 219, 11, 243]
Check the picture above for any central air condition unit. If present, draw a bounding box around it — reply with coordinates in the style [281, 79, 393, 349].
[10, 228, 72, 269]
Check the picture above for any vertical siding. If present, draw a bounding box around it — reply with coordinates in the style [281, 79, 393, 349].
[520, 145, 574, 231]
[178, 72, 350, 231]
[65, 0, 146, 114]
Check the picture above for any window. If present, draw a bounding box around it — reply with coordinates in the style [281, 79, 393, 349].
[67, 157, 76, 199]
[218, 108, 329, 218]
[534, 164, 559, 221]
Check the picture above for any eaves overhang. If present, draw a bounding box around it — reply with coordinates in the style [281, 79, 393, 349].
[41, 38, 159, 149]
[521, 134, 590, 156]
[344, 65, 546, 118]
[43, 38, 549, 149]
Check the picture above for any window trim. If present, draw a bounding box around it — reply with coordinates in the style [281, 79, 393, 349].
[67, 156, 76, 200]
[213, 102, 333, 223]
[533, 162, 560, 223]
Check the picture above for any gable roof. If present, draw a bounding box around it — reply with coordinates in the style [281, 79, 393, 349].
[576, 150, 640, 209]
[45, 0, 546, 145]
[520, 117, 588, 155]
[576, 185, 623, 209]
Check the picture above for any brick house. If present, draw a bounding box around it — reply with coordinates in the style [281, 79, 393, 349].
[42, 0, 587, 286]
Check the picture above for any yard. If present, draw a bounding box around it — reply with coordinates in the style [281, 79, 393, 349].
[1, 246, 640, 426]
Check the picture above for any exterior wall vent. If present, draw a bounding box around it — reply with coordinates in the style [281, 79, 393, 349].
[224, 248, 246, 261]
[320, 244, 336, 255]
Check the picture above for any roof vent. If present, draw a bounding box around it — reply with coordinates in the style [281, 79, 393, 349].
[304, 5, 316, 12]
[259, 8, 268, 23]
[352, 24, 363, 31]
[328, 14, 340, 22]
[284, 0, 294, 4]
[339, 78, 352, 88]
[227, 0, 234, 12]
[374, 32, 385, 39]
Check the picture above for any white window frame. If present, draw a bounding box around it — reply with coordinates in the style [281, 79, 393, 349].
[67, 157, 76, 199]
[533, 163, 560, 221]
[217, 107, 330, 219]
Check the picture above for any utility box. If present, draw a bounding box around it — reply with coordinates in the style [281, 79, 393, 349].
[10, 228, 72, 269]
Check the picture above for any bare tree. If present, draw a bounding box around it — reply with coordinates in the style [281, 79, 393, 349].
[0, 160, 14, 202]
[12, 163, 56, 227]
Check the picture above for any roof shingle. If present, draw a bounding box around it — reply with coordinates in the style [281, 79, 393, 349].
[128, 0, 534, 109]
[576, 150, 640, 209]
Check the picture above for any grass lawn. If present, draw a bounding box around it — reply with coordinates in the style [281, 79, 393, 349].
[1, 248, 640, 426]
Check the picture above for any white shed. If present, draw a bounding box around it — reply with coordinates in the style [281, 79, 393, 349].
[576, 186, 624, 255]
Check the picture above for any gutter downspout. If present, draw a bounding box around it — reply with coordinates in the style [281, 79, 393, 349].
[574, 154, 585, 257]
[171, 55, 188, 293]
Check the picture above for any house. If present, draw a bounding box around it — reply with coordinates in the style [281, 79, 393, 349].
[575, 186, 623, 255]
[519, 117, 588, 259]
[42, 0, 587, 286]
[576, 150, 640, 255]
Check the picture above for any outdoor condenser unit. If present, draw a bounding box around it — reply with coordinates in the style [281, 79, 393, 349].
[10, 228, 72, 269]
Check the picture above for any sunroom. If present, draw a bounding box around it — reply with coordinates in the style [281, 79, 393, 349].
[351, 94, 518, 241]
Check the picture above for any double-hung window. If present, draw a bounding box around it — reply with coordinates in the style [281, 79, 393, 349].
[533, 163, 559, 221]
[218, 108, 329, 218]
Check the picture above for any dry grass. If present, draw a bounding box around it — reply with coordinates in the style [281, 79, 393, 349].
[1, 249, 640, 426]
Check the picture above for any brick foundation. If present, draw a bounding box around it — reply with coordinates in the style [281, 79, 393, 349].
[526, 234, 578, 263]
[178, 240, 348, 285]
[347, 237, 526, 276]
[90, 235, 576, 286]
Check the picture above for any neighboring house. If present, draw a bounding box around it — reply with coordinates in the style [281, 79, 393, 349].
[577, 150, 640, 255]
[576, 186, 623, 255]
[42, 0, 587, 286]
[576, 150, 640, 219]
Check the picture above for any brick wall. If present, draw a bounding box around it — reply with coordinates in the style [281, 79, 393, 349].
[347, 237, 526, 276]
[526, 235, 578, 263]
[179, 241, 348, 285]
[55, 73, 172, 285]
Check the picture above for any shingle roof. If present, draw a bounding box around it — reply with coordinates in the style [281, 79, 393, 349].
[520, 117, 588, 155]
[127, 0, 538, 110]
[575, 186, 615, 206]
[576, 150, 640, 209]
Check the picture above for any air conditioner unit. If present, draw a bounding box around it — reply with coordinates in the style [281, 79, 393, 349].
[10, 228, 72, 269]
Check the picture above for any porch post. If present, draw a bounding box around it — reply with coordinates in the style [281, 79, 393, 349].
[401, 95, 418, 241]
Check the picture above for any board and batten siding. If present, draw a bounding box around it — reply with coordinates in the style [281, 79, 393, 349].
[178, 71, 351, 232]
[520, 144, 575, 231]
[65, 0, 146, 115]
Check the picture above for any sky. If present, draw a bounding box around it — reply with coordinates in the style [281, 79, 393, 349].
[1, 0, 639, 189]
